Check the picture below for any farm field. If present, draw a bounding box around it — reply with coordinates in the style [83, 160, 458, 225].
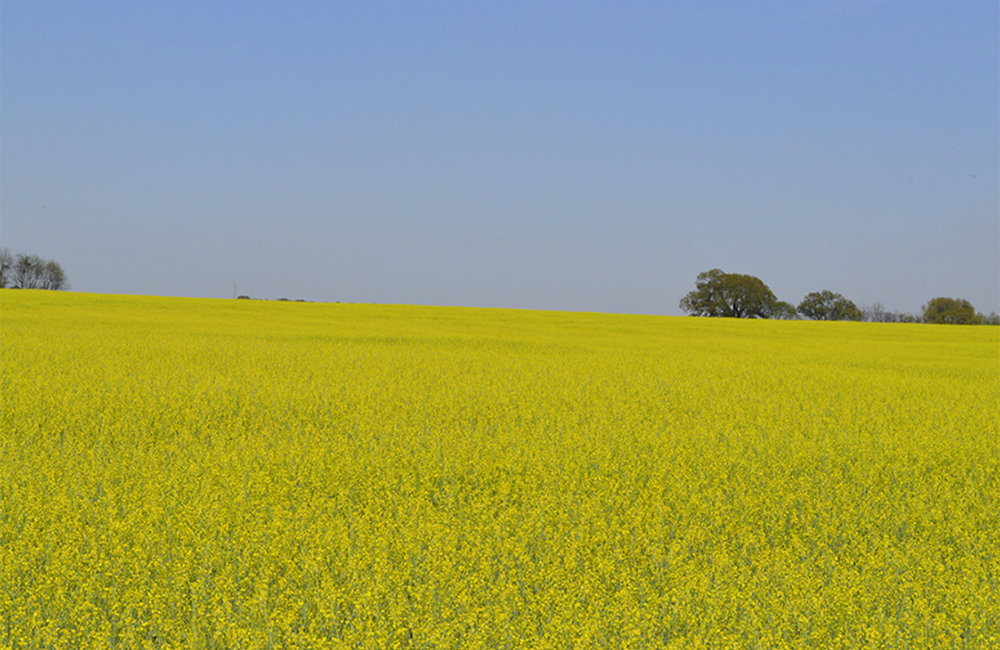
[1, 290, 998, 649]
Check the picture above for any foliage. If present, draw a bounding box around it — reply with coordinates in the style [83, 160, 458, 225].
[3, 291, 999, 649]
[679, 268, 778, 318]
[922, 297, 983, 325]
[797, 290, 862, 321]
[770, 301, 799, 320]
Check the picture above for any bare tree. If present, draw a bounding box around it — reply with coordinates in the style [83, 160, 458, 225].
[41, 260, 69, 290]
[861, 302, 897, 323]
[13, 254, 45, 289]
[860, 303, 922, 323]
[0, 247, 13, 289]
[2, 250, 70, 290]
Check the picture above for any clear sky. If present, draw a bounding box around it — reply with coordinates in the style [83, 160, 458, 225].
[3, 1, 997, 315]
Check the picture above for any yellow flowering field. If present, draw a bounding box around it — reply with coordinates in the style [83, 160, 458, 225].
[1, 290, 997, 649]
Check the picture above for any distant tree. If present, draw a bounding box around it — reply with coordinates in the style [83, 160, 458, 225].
[922, 297, 982, 324]
[771, 301, 799, 320]
[0, 247, 13, 288]
[861, 302, 896, 323]
[982, 312, 1000, 326]
[680, 269, 778, 318]
[1, 250, 69, 290]
[860, 303, 923, 323]
[41, 260, 69, 290]
[13, 254, 45, 289]
[797, 290, 862, 321]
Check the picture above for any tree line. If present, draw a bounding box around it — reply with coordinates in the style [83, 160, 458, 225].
[680, 269, 998, 325]
[0, 248, 70, 291]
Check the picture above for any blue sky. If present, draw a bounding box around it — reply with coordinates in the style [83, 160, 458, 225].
[3, 1, 997, 315]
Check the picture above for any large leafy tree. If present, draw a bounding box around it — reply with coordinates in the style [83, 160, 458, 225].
[797, 290, 862, 321]
[922, 297, 982, 324]
[680, 269, 777, 318]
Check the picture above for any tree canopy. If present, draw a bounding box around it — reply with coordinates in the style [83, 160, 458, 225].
[797, 290, 862, 321]
[922, 297, 982, 325]
[680, 269, 777, 318]
[771, 301, 799, 320]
